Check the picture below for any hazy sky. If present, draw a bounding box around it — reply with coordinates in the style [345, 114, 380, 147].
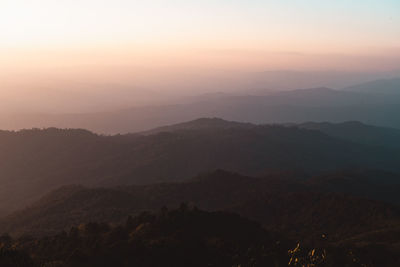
[1, 0, 399, 68]
[0, 0, 399, 112]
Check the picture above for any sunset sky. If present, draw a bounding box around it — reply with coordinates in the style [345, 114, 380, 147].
[0, 0, 399, 112]
[1, 0, 399, 70]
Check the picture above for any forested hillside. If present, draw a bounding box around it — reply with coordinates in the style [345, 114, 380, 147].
[1, 119, 400, 215]
[2, 207, 399, 267]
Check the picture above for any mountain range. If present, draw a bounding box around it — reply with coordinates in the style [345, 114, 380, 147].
[0, 116, 400, 266]
[344, 77, 400, 95]
[0, 118, 399, 217]
[0, 78, 399, 134]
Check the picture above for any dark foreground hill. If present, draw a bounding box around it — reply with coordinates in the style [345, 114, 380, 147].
[2, 170, 400, 240]
[2, 169, 400, 266]
[5, 207, 398, 267]
[1, 119, 400, 216]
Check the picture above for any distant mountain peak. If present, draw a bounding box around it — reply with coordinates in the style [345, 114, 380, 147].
[288, 87, 338, 93]
[344, 77, 400, 94]
[141, 117, 254, 135]
[187, 117, 230, 124]
[301, 121, 367, 127]
[297, 120, 400, 148]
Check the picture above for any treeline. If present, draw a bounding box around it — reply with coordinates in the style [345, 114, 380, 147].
[1, 206, 398, 267]
[3, 169, 400, 239]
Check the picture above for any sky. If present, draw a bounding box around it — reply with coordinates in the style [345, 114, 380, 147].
[1, 0, 399, 67]
[0, 0, 399, 112]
